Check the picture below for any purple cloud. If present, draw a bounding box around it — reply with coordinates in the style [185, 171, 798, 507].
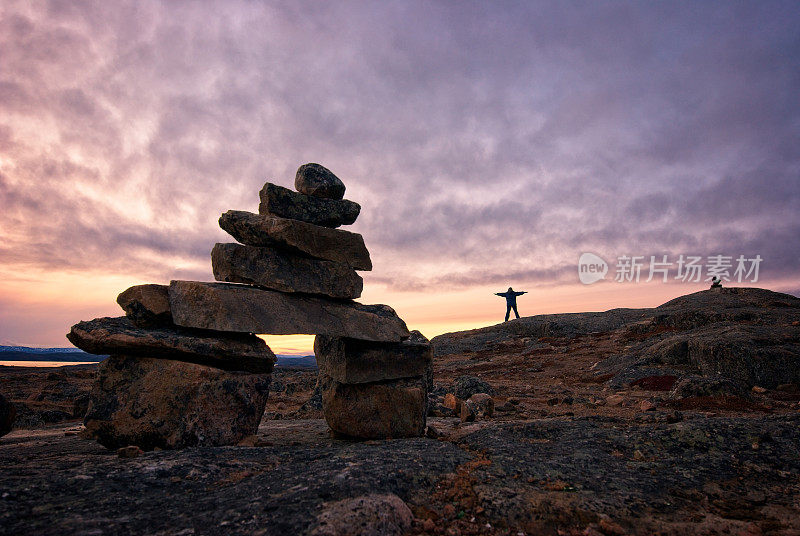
[0, 0, 797, 302]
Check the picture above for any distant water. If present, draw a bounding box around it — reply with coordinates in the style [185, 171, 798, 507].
[0, 345, 317, 369]
[0, 361, 99, 368]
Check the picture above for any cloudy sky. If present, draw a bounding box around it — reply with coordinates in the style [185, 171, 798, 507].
[1, 1, 798, 352]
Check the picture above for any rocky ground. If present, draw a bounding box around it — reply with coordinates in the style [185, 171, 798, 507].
[2, 288, 799, 535]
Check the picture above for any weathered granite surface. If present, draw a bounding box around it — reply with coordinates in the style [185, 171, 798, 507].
[211, 242, 363, 299]
[169, 281, 410, 342]
[67, 316, 275, 373]
[219, 210, 372, 270]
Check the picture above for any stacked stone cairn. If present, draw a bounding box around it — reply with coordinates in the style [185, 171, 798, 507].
[68, 163, 432, 449]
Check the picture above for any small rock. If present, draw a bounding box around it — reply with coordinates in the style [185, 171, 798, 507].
[467, 393, 494, 418]
[640, 400, 656, 412]
[453, 375, 494, 400]
[598, 517, 626, 536]
[237, 435, 260, 447]
[295, 163, 346, 200]
[422, 518, 435, 532]
[117, 445, 143, 458]
[752, 385, 767, 394]
[605, 394, 625, 406]
[460, 402, 475, 423]
[633, 449, 645, 460]
[442, 504, 456, 517]
[312, 493, 412, 536]
[776, 383, 798, 393]
[665, 410, 683, 424]
[425, 424, 441, 439]
[443, 393, 459, 412]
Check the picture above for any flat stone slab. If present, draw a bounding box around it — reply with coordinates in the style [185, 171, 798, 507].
[219, 210, 372, 270]
[211, 243, 363, 299]
[67, 316, 275, 373]
[320, 374, 428, 439]
[116, 284, 172, 327]
[314, 330, 432, 384]
[169, 280, 410, 342]
[259, 182, 360, 228]
[84, 355, 271, 450]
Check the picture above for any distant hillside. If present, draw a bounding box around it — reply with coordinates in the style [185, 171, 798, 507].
[0, 346, 105, 362]
[275, 355, 317, 369]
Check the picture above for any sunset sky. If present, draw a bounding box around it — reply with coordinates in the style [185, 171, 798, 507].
[1, 1, 798, 354]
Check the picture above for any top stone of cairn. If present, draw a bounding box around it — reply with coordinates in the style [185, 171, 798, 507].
[295, 163, 345, 200]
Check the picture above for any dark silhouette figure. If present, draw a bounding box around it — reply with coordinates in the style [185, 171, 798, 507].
[710, 276, 723, 289]
[495, 287, 527, 321]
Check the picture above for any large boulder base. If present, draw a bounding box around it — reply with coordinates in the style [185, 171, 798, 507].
[67, 316, 275, 373]
[295, 163, 346, 200]
[219, 210, 372, 270]
[169, 281, 410, 342]
[259, 182, 360, 228]
[314, 330, 432, 384]
[0, 393, 15, 437]
[84, 355, 271, 450]
[116, 284, 172, 327]
[211, 243, 363, 299]
[320, 374, 427, 439]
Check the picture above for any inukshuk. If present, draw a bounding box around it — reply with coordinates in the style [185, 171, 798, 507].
[68, 163, 432, 449]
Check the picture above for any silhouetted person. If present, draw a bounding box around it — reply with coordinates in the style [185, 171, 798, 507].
[710, 276, 723, 289]
[495, 287, 527, 321]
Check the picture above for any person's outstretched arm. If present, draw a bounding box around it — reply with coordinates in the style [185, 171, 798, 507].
[494, 293, 504, 297]
[516, 291, 527, 296]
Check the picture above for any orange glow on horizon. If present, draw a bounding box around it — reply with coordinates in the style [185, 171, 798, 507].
[2, 263, 796, 354]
